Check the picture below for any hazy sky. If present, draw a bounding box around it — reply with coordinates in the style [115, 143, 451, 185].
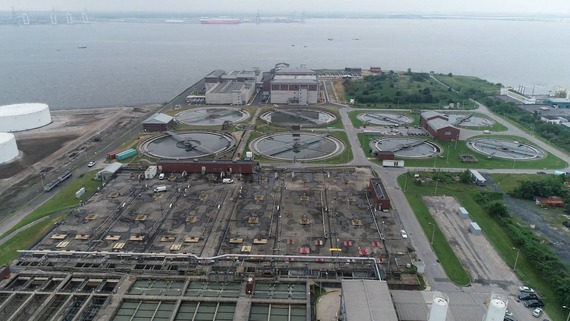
[2, 0, 570, 15]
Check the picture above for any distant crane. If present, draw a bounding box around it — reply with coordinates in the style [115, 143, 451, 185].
[81, 9, 89, 24]
[50, 7, 57, 24]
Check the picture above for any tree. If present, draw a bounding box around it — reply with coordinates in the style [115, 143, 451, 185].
[448, 72, 453, 77]
[486, 201, 509, 218]
[459, 170, 471, 184]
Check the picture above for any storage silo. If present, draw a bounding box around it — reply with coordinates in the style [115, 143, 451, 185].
[0, 103, 52, 132]
[484, 297, 507, 321]
[428, 294, 449, 321]
[0, 133, 19, 164]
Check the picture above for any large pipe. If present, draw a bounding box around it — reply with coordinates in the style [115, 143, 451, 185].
[17, 250, 382, 280]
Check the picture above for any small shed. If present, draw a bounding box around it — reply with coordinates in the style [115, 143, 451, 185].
[142, 113, 176, 132]
[96, 162, 123, 181]
[458, 207, 469, 219]
[469, 222, 481, 235]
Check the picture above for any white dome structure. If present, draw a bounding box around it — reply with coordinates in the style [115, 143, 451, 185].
[0, 133, 18, 164]
[0, 103, 52, 132]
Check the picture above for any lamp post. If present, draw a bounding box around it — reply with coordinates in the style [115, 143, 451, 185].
[513, 247, 520, 271]
[564, 306, 570, 321]
[428, 222, 436, 245]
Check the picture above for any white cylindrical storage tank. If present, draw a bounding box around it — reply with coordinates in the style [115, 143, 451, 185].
[0, 133, 19, 164]
[428, 296, 449, 321]
[0, 103, 52, 132]
[485, 298, 507, 321]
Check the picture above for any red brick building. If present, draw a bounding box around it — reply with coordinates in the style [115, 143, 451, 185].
[369, 178, 391, 210]
[420, 111, 460, 141]
[157, 160, 256, 175]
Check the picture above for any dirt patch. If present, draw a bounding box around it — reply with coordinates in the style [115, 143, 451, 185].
[0, 105, 157, 219]
[332, 79, 346, 104]
[0, 134, 79, 179]
[423, 196, 517, 289]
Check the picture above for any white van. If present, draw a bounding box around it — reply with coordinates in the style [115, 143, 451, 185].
[222, 178, 234, 184]
[158, 173, 165, 180]
[154, 186, 167, 193]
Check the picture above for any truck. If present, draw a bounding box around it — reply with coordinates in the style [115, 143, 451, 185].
[222, 178, 234, 184]
[382, 160, 405, 168]
[144, 166, 157, 179]
[153, 186, 167, 193]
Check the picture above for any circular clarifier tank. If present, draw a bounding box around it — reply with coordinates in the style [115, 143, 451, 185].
[260, 108, 336, 127]
[357, 112, 413, 126]
[175, 107, 249, 126]
[140, 131, 236, 159]
[250, 132, 344, 161]
[446, 113, 494, 127]
[469, 138, 545, 160]
[371, 137, 442, 158]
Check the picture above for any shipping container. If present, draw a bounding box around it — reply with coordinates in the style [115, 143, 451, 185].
[107, 148, 128, 159]
[116, 148, 137, 161]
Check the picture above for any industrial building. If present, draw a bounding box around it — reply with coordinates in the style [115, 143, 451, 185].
[204, 69, 261, 105]
[339, 280, 398, 321]
[268, 64, 319, 105]
[0, 103, 52, 132]
[420, 111, 460, 141]
[0, 132, 18, 164]
[542, 98, 570, 109]
[142, 113, 176, 132]
[369, 177, 391, 210]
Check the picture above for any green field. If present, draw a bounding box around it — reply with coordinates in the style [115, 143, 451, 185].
[397, 173, 471, 285]
[343, 72, 499, 109]
[0, 171, 101, 240]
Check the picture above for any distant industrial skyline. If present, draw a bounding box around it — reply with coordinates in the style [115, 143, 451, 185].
[2, 0, 570, 15]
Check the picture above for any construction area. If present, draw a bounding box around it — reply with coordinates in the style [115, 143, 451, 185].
[2, 166, 418, 320]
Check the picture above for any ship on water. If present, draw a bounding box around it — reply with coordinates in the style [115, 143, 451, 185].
[199, 18, 241, 24]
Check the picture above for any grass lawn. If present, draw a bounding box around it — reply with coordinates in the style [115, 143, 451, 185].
[0, 214, 64, 266]
[432, 74, 500, 96]
[0, 171, 101, 240]
[397, 173, 471, 285]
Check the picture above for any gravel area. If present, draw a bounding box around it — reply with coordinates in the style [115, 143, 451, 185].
[424, 196, 518, 291]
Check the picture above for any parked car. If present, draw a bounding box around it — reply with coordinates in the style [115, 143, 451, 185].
[532, 308, 543, 318]
[524, 300, 544, 308]
[505, 309, 513, 317]
[504, 316, 516, 321]
[519, 286, 535, 293]
[400, 230, 408, 239]
[518, 293, 538, 301]
[87, 161, 96, 167]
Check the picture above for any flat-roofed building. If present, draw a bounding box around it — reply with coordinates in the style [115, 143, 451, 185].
[205, 70, 226, 91]
[206, 80, 255, 105]
[339, 280, 397, 321]
[270, 65, 319, 105]
[369, 178, 391, 210]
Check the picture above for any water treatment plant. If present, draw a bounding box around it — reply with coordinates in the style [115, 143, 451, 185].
[0, 65, 567, 321]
